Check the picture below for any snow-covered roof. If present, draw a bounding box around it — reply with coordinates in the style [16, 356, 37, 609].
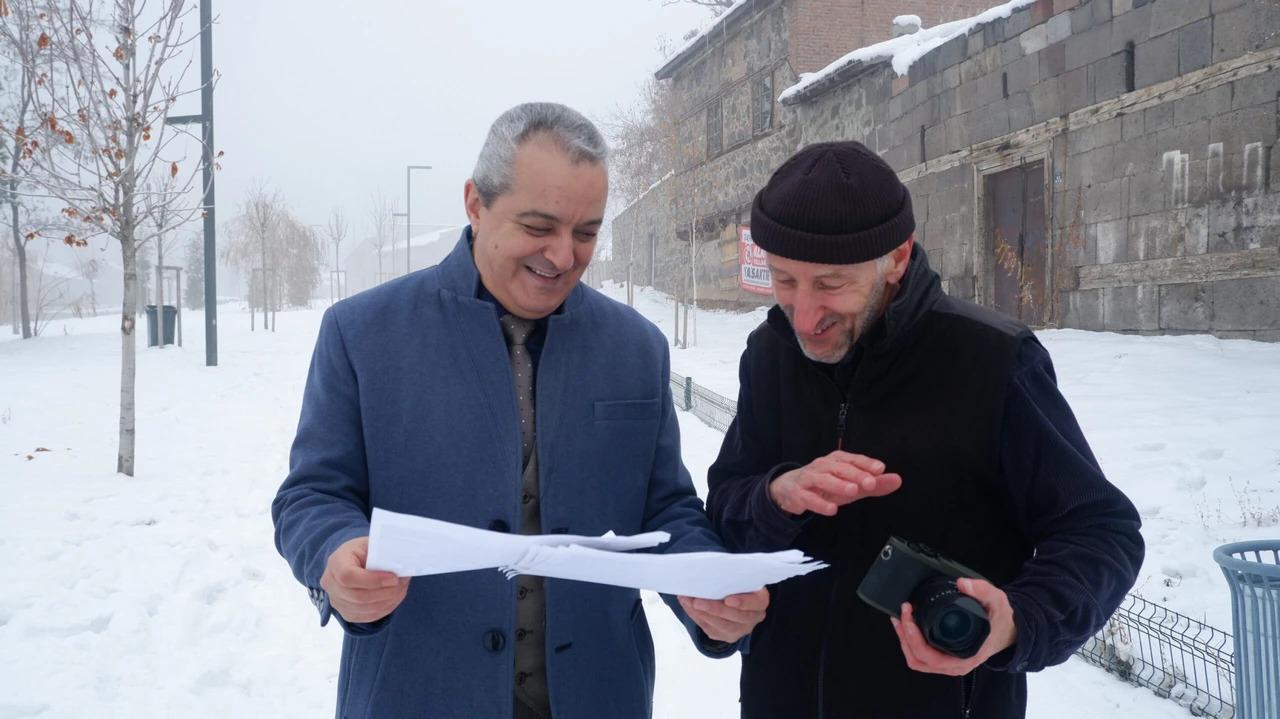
[779, 0, 1037, 104]
[654, 0, 754, 80]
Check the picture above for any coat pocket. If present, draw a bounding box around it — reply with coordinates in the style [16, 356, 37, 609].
[339, 630, 393, 719]
[594, 398, 661, 422]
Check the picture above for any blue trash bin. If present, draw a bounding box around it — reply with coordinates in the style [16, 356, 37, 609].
[144, 304, 177, 347]
[1214, 541, 1280, 718]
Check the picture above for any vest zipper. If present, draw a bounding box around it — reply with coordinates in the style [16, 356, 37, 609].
[836, 402, 848, 451]
[961, 671, 976, 718]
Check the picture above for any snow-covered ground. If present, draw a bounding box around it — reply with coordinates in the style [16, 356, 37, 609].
[2, 284, 1277, 718]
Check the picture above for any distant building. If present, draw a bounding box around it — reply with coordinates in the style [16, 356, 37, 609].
[342, 225, 466, 296]
[611, 0, 997, 308]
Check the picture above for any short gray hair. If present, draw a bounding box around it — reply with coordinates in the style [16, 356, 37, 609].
[472, 102, 609, 206]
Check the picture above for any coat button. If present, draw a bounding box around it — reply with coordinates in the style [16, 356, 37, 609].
[1016, 661, 1028, 672]
[516, 628, 527, 641]
[490, 520, 510, 533]
[522, 492, 532, 505]
[516, 672, 528, 685]
[518, 586, 529, 600]
[483, 630, 506, 653]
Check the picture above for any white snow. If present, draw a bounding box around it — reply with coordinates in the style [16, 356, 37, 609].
[655, 0, 749, 77]
[779, 0, 1039, 102]
[893, 14, 923, 29]
[2, 282, 1276, 718]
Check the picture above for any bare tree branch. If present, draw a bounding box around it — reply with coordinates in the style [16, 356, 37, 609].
[0, 0, 211, 476]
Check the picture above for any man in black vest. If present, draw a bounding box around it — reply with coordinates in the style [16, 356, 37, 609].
[706, 141, 1144, 719]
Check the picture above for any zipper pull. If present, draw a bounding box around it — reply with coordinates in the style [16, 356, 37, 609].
[836, 403, 848, 451]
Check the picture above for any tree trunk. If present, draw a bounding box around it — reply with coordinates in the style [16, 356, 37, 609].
[682, 298, 689, 350]
[11, 199, 31, 339]
[673, 286, 680, 346]
[156, 241, 165, 348]
[118, 238, 138, 477]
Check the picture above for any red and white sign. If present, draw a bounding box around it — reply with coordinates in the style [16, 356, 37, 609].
[739, 226, 773, 295]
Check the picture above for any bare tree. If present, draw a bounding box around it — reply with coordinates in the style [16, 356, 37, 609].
[277, 214, 323, 308]
[367, 188, 397, 284]
[325, 207, 346, 302]
[0, 4, 46, 338]
[0, 0, 211, 475]
[222, 184, 323, 313]
[605, 77, 711, 346]
[28, 244, 73, 335]
[222, 181, 282, 325]
[71, 245, 101, 316]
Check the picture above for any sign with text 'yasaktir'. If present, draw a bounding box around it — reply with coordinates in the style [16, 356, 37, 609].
[739, 227, 772, 295]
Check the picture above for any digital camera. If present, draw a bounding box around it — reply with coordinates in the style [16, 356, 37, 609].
[856, 536, 991, 659]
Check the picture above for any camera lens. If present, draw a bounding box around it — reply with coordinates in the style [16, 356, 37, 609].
[935, 606, 981, 645]
[909, 577, 990, 660]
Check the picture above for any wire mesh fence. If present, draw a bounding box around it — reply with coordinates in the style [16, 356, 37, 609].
[669, 371, 737, 433]
[1077, 594, 1236, 717]
[669, 370, 1241, 718]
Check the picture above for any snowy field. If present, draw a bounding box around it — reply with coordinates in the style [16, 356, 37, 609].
[2, 285, 1278, 719]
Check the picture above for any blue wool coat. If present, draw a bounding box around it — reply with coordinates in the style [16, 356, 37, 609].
[272, 231, 734, 719]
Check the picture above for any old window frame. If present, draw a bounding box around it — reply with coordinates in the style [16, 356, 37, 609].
[706, 97, 723, 158]
[753, 72, 774, 135]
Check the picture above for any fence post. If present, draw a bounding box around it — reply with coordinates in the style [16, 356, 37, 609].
[1214, 541, 1280, 718]
[683, 376, 693, 412]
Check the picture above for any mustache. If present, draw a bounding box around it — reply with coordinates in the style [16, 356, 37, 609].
[782, 306, 844, 334]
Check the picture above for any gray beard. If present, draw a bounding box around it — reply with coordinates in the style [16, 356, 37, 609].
[793, 275, 888, 364]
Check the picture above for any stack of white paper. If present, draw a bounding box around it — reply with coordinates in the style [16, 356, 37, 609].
[366, 508, 670, 577]
[365, 507, 826, 599]
[502, 544, 825, 600]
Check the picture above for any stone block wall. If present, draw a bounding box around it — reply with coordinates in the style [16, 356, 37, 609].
[787, 0, 1280, 339]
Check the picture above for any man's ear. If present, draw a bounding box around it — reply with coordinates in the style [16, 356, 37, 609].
[464, 180, 483, 229]
[886, 236, 914, 284]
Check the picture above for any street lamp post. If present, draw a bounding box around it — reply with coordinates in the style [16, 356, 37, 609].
[406, 165, 431, 275]
[163, 0, 217, 366]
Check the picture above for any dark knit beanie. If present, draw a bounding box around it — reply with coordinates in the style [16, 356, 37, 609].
[751, 141, 915, 265]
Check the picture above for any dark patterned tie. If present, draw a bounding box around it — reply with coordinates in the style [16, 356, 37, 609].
[500, 314, 536, 469]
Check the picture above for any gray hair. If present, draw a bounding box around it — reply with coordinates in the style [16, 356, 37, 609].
[471, 102, 610, 206]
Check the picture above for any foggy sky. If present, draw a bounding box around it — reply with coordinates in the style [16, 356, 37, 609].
[205, 0, 717, 257]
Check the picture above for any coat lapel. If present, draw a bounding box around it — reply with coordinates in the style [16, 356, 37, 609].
[448, 295, 523, 487]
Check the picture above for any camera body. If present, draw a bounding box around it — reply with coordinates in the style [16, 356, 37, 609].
[857, 536, 991, 659]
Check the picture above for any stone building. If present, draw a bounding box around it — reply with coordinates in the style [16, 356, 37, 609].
[615, 0, 1280, 340]
[610, 0, 998, 307]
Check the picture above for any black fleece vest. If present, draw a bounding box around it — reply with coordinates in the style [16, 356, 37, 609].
[739, 257, 1037, 719]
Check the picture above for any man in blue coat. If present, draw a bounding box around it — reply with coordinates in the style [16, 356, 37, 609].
[272, 103, 768, 719]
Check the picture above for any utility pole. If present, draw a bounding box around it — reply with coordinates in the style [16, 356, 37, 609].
[406, 165, 431, 275]
[165, 0, 217, 366]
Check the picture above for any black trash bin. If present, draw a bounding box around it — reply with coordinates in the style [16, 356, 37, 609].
[145, 304, 177, 347]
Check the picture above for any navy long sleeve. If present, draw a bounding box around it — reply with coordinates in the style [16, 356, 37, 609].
[986, 338, 1144, 672]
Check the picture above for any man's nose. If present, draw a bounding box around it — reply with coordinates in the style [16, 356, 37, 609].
[791, 290, 826, 334]
[543, 230, 575, 272]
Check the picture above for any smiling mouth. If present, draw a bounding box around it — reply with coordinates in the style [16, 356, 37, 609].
[526, 266, 561, 281]
[811, 319, 838, 338]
